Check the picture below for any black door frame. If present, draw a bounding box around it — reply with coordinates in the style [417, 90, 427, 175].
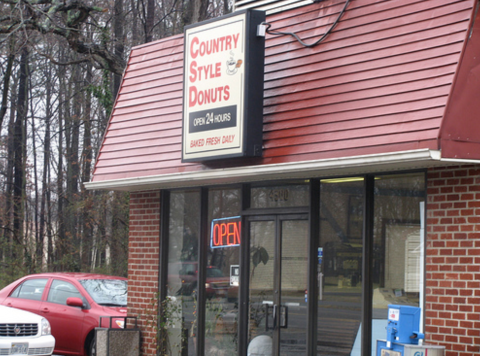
[238, 179, 373, 356]
[239, 204, 310, 356]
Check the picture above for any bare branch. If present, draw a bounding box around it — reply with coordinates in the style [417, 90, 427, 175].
[0, 0, 126, 74]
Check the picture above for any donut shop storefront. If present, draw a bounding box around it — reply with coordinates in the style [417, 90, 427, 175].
[85, 1, 480, 355]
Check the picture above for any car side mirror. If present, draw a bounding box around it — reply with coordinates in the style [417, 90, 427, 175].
[66, 297, 84, 308]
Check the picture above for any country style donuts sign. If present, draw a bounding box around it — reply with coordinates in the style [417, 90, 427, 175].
[182, 10, 265, 162]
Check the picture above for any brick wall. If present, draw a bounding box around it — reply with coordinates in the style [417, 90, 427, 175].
[126, 167, 480, 355]
[426, 166, 480, 356]
[127, 191, 160, 356]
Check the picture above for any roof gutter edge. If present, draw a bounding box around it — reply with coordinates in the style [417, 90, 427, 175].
[84, 149, 469, 191]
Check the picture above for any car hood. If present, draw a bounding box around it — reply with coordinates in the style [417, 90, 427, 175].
[206, 276, 230, 285]
[0, 305, 43, 323]
[99, 305, 128, 315]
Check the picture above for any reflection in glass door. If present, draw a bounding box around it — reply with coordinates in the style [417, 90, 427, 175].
[248, 215, 309, 356]
[318, 179, 364, 356]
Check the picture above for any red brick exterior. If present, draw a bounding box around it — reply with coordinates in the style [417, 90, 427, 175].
[426, 166, 480, 356]
[127, 191, 160, 356]
[126, 166, 480, 355]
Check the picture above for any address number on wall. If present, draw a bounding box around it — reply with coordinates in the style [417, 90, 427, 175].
[268, 189, 289, 202]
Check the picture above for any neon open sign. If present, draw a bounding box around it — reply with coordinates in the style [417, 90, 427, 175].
[211, 216, 241, 248]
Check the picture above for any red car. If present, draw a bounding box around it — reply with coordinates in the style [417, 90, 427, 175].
[0, 273, 127, 356]
[169, 262, 231, 299]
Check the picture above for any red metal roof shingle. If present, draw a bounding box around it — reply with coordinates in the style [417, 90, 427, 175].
[91, 0, 479, 184]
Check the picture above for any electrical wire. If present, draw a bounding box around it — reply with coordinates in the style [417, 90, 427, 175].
[261, 0, 351, 48]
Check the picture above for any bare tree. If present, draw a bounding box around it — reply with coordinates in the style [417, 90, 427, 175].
[0, 38, 15, 130]
[0, 0, 231, 285]
[13, 47, 28, 254]
[0, 0, 126, 74]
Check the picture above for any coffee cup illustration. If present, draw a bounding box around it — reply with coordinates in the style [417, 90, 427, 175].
[227, 57, 242, 75]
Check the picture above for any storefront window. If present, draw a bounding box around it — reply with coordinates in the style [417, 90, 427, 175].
[318, 173, 425, 356]
[167, 190, 200, 356]
[318, 178, 364, 356]
[371, 172, 425, 353]
[161, 173, 425, 355]
[205, 187, 241, 354]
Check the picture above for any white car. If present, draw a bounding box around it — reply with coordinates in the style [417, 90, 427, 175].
[0, 304, 55, 356]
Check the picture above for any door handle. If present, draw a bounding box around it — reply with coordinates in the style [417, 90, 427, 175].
[319, 272, 324, 301]
[271, 305, 288, 329]
[263, 301, 274, 331]
[279, 305, 288, 328]
[265, 304, 273, 331]
[273, 304, 278, 329]
[42, 308, 49, 314]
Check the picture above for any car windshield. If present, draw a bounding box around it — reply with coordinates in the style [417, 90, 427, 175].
[79, 279, 127, 307]
[206, 268, 223, 278]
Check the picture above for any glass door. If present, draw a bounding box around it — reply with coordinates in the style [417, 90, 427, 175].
[318, 178, 364, 356]
[247, 214, 309, 356]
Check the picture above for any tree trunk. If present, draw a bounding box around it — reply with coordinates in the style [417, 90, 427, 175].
[13, 47, 28, 269]
[114, 0, 125, 96]
[38, 63, 53, 271]
[30, 81, 40, 271]
[184, 0, 210, 26]
[130, 0, 141, 46]
[2, 70, 18, 268]
[224, 0, 231, 14]
[55, 61, 66, 271]
[145, 0, 155, 43]
[65, 66, 81, 270]
[0, 39, 15, 131]
[81, 65, 93, 270]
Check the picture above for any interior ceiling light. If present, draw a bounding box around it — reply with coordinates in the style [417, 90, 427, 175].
[320, 177, 365, 183]
[320, 177, 381, 183]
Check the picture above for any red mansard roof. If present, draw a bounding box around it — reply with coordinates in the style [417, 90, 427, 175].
[88, 0, 480, 190]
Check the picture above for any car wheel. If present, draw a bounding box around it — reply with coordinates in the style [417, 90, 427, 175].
[88, 336, 96, 356]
